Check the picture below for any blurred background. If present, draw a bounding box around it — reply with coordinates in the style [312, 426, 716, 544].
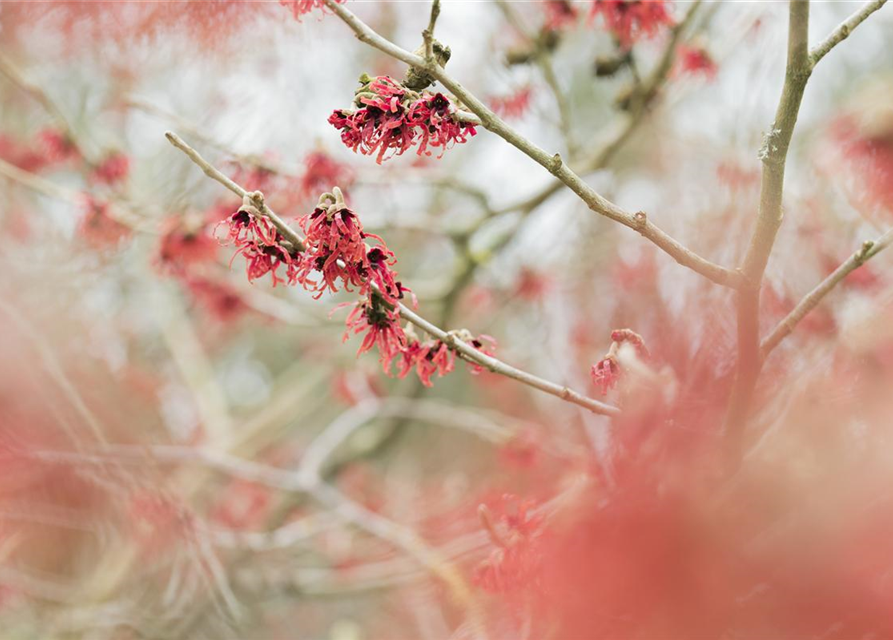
[1, 1, 893, 638]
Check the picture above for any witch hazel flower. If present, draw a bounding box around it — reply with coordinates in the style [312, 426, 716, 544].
[328, 74, 476, 164]
[299, 150, 354, 201]
[589, 0, 674, 48]
[216, 195, 300, 287]
[278, 0, 343, 21]
[78, 195, 131, 248]
[343, 292, 408, 373]
[37, 128, 80, 165]
[489, 85, 534, 121]
[676, 42, 717, 79]
[154, 216, 219, 274]
[473, 498, 544, 594]
[590, 328, 649, 395]
[89, 151, 130, 186]
[395, 325, 457, 387]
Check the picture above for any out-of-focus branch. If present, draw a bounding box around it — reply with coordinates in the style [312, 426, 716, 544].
[322, 0, 740, 289]
[0, 156, 82, 203]
[725, 0, 812, 465]
[422, 0, 441, 62]
[165, 131, 619, 416]
[0, 52, 98, 163]
[0, 157, 156, 233]
[165, 131, 305, 252]
[495, 0, 574, 152]
[761, 228, 893, 358]
[398, 303, 620, 416]
[128, 97, 300, 176]
[810, 0, 888, 66]
[0, 298, 110, 446]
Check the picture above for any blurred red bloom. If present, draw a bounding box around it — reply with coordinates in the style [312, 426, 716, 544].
[328, 76, 476, 164]
[489, 85, 534, 121]
[154, 217, 219, 274]
[90, 151, 130, 186]
[78, 196, 131, 248]
[677, 43, 717, 78]
[589, 0, 674, 48]
[278, 0, 342, 21]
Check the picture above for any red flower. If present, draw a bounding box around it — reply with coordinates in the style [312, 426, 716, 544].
[38, 128, 80, 164]
[90, 151, 130, 186]
[78, 196, 131, 248]
[299, 151, 354, 200]
[278, 0, 342, 21]
[473, 497, 545, 594]
[489, 86, 534, 121]
[543, 0, 579, 31]
[677, 43, 717, 78]
[468, 334, 497, 374]
[184, 276, 249, 323]
[296, 201, 370, 297]
[591, 356, 620, 395]
[408, 92, 478, 158]
[343, 294, 408, 373]
[610, 328, 650, 359]
[0, 134, 49, 173]
[589, 0, 674, 48]
[396, 337, 456, 387]
[154, 217, 218, 274]
[217, 207, 299, 286]
[328, 76, 476, 164]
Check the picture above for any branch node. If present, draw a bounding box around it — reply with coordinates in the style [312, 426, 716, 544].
[549, 153, 563, 174]
[633, 211, 647, 230]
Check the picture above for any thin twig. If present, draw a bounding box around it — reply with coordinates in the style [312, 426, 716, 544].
[423, 0, 441, 62]
[761, 228, 893, 358]
[322, 0, 740, 289]
[165, 131, 619, 416]
[810, 0, 888, 66]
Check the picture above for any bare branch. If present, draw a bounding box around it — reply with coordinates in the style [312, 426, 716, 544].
[164, 131, 305, 252]
[725, 0, 812, 464]
[322, 0, 741, 289]
[165, 131, 620, 416]
[423, 0, 441, 62]
[761, 228, 893, 358]
[810, 0, 888, 66]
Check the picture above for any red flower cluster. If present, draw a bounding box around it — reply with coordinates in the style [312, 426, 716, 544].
[397, 331, 456, 388]
[296, 197, 393, 299]
[90, 151, 131, 186]
[78, 196, 131, 248]
[328, 75, 477, 164]
[677, 43, 717, 78]
[474, 497, 544, 594]
[217, 204, 300, 287]
[489, 85, 534, 121]
[218, 187, 496, 386]
[589, 0, 674, 48]
[278, 0, 342, 21]
[591, 356, 621, 395]
[590, 328, 649, 394]
[154, 217, 219, 274]
[38, 128, 80, 164]
[543, 0, 579, 31]
[0, 129, 79, 173]
[299, 151, 355, 201]
[184, 275, 249, 323]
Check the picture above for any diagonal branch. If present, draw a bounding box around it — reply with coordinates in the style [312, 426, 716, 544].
[810, 0, 888, 66]
[165, 131, 620, 417]
[761, 228, 893, 358]
[322, 0, 741, 289]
